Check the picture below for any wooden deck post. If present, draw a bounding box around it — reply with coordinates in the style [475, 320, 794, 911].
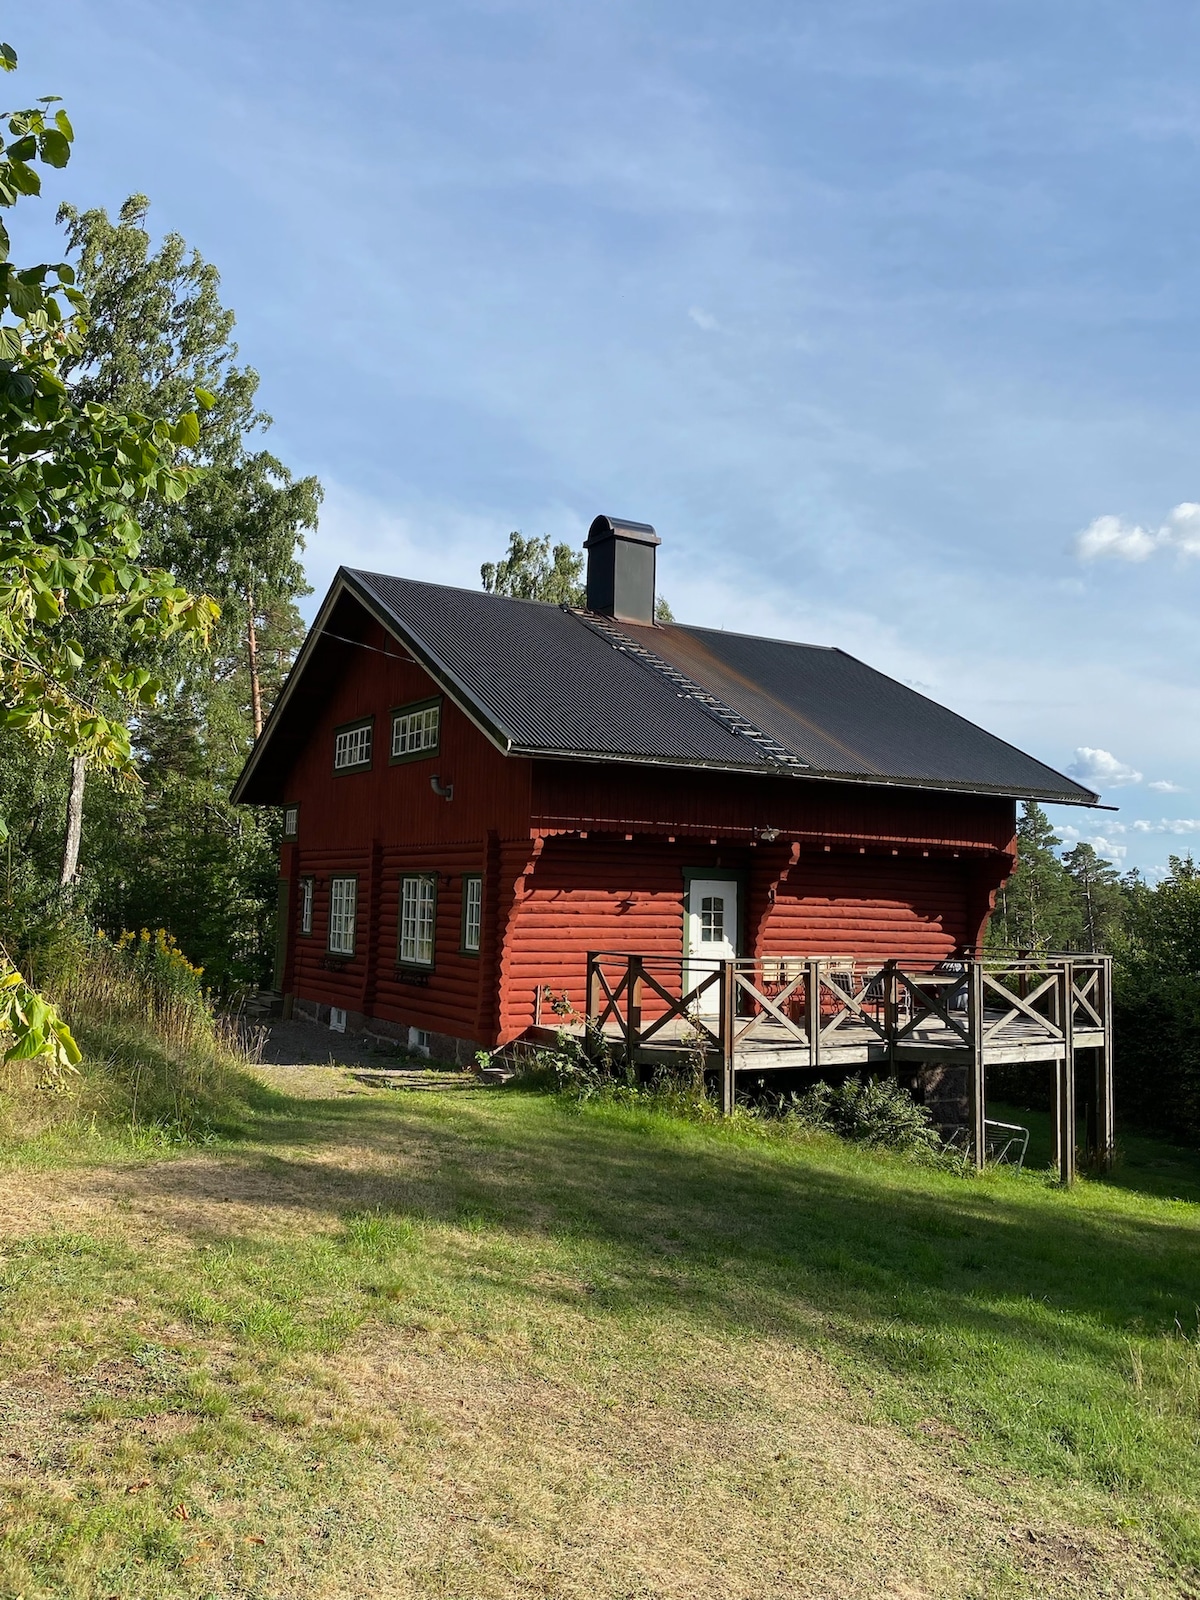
[720, 958, 736, 1115]
[626, 955, 643, 1072]
[1098, 956, 1115, 1169]
[967, 959, 986, 1172]
[806, 958, 820, 1072]
[1055, 960, 1076, 1186]
[883, 959, 897, 1073]
[586, 953, 600, 1029]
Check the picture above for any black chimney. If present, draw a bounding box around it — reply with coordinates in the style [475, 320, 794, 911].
[584, 515, 660, 624]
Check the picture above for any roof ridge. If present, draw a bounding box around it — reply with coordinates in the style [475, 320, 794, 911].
[569, 610, 809, 773]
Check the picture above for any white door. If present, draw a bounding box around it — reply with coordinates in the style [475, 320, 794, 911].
[685, 877, 738, 1012]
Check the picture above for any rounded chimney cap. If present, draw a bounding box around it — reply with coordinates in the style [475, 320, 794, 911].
[584, 514, 660, 549]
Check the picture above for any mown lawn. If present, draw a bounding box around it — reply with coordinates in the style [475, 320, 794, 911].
[1, 1070, 1199, 1598]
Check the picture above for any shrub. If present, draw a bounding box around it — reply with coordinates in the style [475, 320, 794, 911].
[782, 1075, 941, 1155]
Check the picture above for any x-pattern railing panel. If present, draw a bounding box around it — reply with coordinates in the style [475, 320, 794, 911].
[637, 965, 722, 1049]
[732, 971, 810, 1046]
[816, 969, 890, 1043]
[892, 972, 971, 1045]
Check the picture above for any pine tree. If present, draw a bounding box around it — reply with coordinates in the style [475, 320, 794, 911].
[990, 802, 1082, 951]
[1061, 841, 1125, 952]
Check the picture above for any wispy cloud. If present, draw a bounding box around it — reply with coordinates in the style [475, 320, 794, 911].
[1075, 503, 1200, 562]
[1131, 818, 1200, 835]
[687, 306, 720, 332]
[1147, 779, 1185, 793]
[1067, 747, 1143, 788]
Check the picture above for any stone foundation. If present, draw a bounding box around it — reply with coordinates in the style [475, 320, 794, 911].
[915, 1063, 969, 1136]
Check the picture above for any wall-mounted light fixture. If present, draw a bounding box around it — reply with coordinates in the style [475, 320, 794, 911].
[759, 827, 780, 842]
[430, 775, 454, 801]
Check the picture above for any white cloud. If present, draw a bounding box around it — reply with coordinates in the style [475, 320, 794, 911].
[1147, 779, 1185, 793]
[1131, 818, 1200, 835]
[1066, 746, 1143, 788]
[687, 306, 720, 331]
[1075, 502, 1200, 562]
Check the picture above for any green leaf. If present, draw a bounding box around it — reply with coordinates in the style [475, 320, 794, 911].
[37, 129, 70, 168]
[194, 386, 217, 410]
[54, 108, 73, 140]
[170, 410, 200, 448]
[0, 43, 18, 72]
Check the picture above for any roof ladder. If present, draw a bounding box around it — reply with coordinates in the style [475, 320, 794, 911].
[573, 611, 809, 772]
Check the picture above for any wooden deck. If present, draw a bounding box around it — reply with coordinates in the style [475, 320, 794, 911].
[533, 1007, 1106, 1069]
[537, 951, 1116, 1183]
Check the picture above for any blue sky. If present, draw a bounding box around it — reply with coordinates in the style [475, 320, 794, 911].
[14, 1, 1200, 873]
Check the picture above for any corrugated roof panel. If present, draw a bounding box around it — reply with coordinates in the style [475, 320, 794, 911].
[348, 571, 776, 770]
[283, 570, 1102, 807]
[622, 620, 1095, 803]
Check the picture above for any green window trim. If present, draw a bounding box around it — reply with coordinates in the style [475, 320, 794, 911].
[460, 874, 483, 955]
[332, 715, 374, 774]
[327, 874, 359, 956]
[398, 872, 438, 968]
[389, 696, 442, 764]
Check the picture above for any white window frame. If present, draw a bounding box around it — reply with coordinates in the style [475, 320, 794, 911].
[328, 876, 357, 955]
[399, 874, 437, 967]
[300, 876, 314, 935]
[461, 875, 482, 954]
[329, 1006, 347, 1033]
[333, 721, 373, 771]
[283, 804, 299, 838]
[391, 700, 441, 760]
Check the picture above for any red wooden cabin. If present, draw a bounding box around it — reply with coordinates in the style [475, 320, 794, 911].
[233, 516, 1098, 1060]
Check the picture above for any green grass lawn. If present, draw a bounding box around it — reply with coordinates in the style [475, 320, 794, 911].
[1, 1070, 1199, 1597]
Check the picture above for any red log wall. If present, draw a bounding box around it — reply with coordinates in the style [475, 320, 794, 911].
[270, 602, 1017, 1050]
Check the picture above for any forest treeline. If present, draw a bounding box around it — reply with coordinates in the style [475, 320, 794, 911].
[992, 802, 1200, 1141]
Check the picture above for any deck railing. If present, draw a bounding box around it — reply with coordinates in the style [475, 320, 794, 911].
[584, 951, 1113, 1183]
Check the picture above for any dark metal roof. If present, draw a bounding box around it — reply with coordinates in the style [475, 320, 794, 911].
[232, 567, 1099, 806]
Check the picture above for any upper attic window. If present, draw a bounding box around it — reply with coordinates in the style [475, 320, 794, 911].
[391, 698, 441, 763]
[333, 717, 373, 772]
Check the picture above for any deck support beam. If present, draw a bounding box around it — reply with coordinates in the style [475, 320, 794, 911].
[967, 960, 986, 1173]
[720, 960, 736, 1114]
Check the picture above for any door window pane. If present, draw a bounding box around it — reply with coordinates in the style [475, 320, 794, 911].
[700, 895, 725, 943]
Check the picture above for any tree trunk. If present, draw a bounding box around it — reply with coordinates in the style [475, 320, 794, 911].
[59, 755, 87, 887]
[246, 588, 263, 741]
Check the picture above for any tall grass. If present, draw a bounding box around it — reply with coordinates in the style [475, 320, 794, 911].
[1, 927, 272, 1151]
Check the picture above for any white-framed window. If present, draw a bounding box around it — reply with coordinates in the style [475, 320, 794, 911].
[300, 877, 314, 935]
[399, 874, 437, 966]
[461, 875, 482, 954]
[334, 721, 373, 770]
[283, 804, 299, 838]
[328, 876, 357, 955]
[329, 1006, 347, 1033]
[391, 701, 440, 759]
[408, 1026, 431, 1054]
